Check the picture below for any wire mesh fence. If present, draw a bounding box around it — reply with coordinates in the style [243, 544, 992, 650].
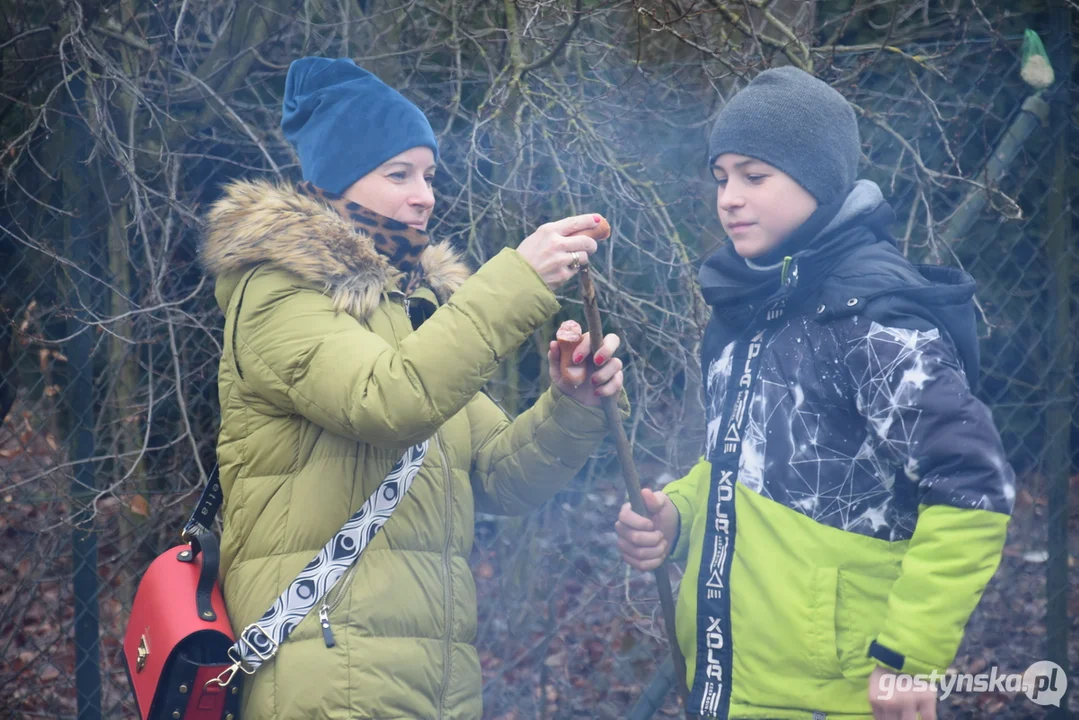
[0, 1, 1075, 718]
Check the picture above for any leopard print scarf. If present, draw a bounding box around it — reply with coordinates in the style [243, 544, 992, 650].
[297, 181, 431, 282]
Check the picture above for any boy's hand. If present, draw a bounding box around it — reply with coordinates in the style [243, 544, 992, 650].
[615, 489, 679, 571]
[869, 666, 937, 720]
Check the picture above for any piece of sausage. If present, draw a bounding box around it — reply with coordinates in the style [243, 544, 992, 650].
[556, 320, 587, 387]
[580, 215, 611, 241]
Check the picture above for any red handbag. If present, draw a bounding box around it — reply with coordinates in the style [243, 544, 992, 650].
[123, 445, 427, 719]
[123, 472, 242, 720]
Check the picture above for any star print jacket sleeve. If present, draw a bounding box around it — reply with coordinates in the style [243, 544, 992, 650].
[843, 320, 1014, 676]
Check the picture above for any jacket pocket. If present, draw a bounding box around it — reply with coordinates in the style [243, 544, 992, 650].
[807, 567, 843, 680]
[834, 568, 896, 680]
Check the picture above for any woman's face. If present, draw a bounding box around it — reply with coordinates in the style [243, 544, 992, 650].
[343, 146, 436, 231]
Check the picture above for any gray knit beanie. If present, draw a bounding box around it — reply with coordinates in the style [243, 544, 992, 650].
[708, 66, 861, 205]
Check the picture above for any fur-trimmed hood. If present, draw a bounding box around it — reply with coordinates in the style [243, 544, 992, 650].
[200, 179, 471, 320]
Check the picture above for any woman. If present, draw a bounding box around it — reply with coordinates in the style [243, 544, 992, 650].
[199, 56, 625, 719]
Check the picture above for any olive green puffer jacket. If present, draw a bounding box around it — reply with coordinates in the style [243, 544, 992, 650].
[201, 180, 615, 719]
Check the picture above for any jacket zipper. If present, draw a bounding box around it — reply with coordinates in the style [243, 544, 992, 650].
[318, 562, 358, 648]
[434, 432, 454, 720]
[318, 604, 336, 647]
[780, 255, 793, 286]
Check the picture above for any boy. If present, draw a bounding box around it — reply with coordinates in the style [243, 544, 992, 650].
[616, 67, 1014, 719]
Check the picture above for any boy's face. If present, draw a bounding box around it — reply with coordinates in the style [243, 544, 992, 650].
[712, 153, 818, 259]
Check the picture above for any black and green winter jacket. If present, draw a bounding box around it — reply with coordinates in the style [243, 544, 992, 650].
[667, 180, 1014, 719]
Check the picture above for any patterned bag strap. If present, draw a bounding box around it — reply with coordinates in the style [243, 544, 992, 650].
[207, 441, 429, 688]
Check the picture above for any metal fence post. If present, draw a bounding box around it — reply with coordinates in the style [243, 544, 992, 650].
[1044, 6, 1073, 717]
[64, 71, 102, 720]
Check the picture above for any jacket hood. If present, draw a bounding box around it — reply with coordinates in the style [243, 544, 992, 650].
[697, 180, 983, 387]
[816, 179, 890, 239]
[200, 179, 471, 320]
[698, 180, 895, 309]
[823, 246, 983, 389]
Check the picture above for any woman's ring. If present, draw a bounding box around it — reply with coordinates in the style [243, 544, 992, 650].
[569, 251, 581, 270]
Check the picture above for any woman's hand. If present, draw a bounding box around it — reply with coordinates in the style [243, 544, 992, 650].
[616, 489, 679, 571]
[517, 214, 607, 290]
[547, 331, 622, 407]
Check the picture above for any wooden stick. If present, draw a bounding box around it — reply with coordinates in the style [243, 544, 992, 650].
[578, 265, 690, 708]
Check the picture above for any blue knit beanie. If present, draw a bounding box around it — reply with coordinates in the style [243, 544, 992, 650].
[281, 57, 439, 194]
[708, 66, 861, 205]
